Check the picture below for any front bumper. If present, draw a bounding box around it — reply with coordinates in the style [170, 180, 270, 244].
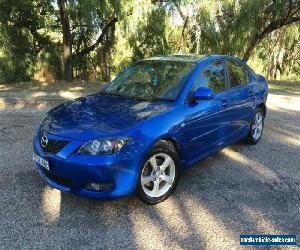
[33, 129, 145, 199]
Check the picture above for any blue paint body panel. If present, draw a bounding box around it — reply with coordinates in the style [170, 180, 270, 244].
[33, 54, 268, 199]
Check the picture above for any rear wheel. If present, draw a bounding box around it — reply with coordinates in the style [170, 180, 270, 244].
[136, 142, 179, 204]
[245, 108, 264, 145]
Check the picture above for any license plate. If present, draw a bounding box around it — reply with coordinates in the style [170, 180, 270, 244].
[33, 153, 49, 171]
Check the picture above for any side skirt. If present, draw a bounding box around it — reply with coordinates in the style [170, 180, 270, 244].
[181, 128, 248, 169]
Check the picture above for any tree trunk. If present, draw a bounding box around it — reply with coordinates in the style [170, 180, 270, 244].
[76, 16, 118, 56]
[62, 37, 72, 81]
[57, 0, 73, 81]
[243, 30, 268, 62]
[243, 16, 300, 62]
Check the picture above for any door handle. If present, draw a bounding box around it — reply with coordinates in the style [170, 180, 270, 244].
[249, 89, 254, 97]
[222, 98, 228, 107]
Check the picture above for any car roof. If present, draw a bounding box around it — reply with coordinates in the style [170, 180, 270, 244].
[143, 54, 207, 63]
[142, 54, 242, 64]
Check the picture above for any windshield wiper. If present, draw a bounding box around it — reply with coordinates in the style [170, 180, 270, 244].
[100, 91, 173, 102]
[100, 91, 146, 101]
[100, 91, 127, 98]
[144, 97, 174, 102]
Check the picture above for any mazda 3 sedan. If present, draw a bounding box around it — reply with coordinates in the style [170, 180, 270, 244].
[33, 54, 268, 204]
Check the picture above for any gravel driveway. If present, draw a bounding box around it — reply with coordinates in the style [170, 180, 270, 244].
[0, 82, 299, 249]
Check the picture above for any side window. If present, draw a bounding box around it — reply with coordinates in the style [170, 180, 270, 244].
[226, 60, 248, 87]
[190, 60, 226, 93]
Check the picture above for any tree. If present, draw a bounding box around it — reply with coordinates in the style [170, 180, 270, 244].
[173, 0, 300, 62]
[56, 0, 120, 81]
[129, 2, 170, 61]
[0, 0, 54, 82]
[1, 0, 300, 82]
[257, 23, 300, 80]
[57, 0, 73, 81]
[242, 0, 300, 61]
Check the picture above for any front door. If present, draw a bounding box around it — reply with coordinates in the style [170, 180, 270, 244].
[181, 60, 234, 164]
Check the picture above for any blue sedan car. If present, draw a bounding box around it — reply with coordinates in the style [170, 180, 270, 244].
[33, 54, 268, 204]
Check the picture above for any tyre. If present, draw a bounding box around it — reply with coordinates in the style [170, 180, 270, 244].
[245, 107, 264, 145]
[136, 142, 179, 204]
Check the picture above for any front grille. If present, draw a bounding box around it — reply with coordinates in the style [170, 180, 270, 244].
[43, 170, 72, 187]
[86, 182, 113, 192]
[39, 133, 68, 154]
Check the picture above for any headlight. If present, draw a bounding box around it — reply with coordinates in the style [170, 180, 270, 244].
[78, 137, 131, 155]
[40, 114, 49, 127]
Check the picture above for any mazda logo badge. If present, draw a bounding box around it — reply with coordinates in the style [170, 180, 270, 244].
[41, 135, 48, 148]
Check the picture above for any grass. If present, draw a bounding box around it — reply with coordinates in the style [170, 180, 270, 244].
[0, 79, 299, 110]
[0, 80, 105, 93]
[1, 79, 299, 95]
[268, 80, 300, 96]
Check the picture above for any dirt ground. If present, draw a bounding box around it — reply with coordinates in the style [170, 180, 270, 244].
[0, 80, 299, 249]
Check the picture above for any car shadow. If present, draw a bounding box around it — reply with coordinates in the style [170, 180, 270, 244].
[1, 90, 299, 248]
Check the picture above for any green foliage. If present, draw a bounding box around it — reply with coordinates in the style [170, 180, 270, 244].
[62, 0, 122, 80]
[129, 4, 170, 61]
[251, 23, 300, 80]
[0, 0, 299, 82]
[0, 0, 57, 82]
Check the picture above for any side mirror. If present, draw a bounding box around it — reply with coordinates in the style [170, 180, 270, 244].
[100, 82, 109, 90]
[193, 87, 214, 100]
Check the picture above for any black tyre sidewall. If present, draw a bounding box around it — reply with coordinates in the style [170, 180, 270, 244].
[136, 143, 179, 205]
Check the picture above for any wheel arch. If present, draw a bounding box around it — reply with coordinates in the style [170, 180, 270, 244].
[257, 102, 267, 117]
[146, 135, 183, 161]
[154, 138, 181, 157]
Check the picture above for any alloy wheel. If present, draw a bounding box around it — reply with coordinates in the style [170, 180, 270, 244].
[141, 153, 176, 198]
[252, 112, 263, 140]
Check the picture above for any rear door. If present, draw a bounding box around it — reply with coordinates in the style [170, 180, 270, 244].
[224, 59, 254, 136]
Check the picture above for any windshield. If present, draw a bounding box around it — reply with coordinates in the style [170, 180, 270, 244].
[102, 60, 196, 101]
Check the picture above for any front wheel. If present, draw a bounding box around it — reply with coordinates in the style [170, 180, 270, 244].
[136, 142, 179, 204]
[245, 107, 264, 145]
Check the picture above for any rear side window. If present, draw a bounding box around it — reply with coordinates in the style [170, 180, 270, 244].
[226, 60, 248, 87]
[195, 60, 226, 93]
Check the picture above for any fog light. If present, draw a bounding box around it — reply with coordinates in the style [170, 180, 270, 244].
[86, 182, 113, 192]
